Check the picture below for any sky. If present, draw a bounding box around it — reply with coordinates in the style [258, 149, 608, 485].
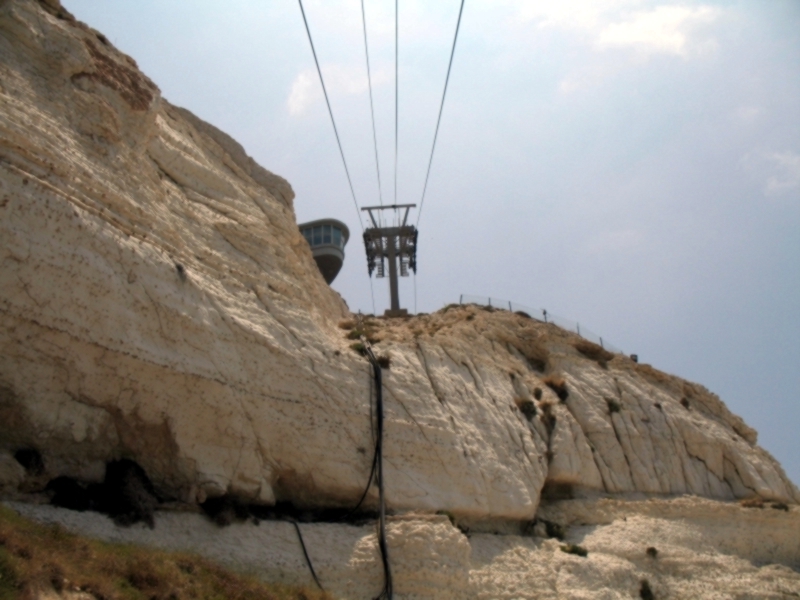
[64, 0, 800, 487]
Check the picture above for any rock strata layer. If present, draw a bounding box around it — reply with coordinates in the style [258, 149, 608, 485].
[8, 499, 800, 600]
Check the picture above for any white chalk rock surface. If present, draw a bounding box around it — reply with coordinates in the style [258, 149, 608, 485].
[0, 0, 797, 533]
[8, 499, 800, 599]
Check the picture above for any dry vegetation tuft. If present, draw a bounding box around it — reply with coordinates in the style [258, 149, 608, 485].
[573, 339, 614, 367]
[634, 363, 673, 386]
[542, 376, 568, 402]
[739, 496, 764, 509]
[513, 397, 536, 420]
[337, 319, 356, 330]
[606, 398, 621, 414]
[0, 505, 332, 600]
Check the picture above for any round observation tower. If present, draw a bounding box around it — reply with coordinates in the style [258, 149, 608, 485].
[298, 218, 350, 284]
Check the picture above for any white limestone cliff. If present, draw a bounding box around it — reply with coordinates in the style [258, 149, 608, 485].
[1, 1, 799, 597]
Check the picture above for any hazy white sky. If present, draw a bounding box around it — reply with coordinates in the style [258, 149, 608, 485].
[65, 0, 800, 486]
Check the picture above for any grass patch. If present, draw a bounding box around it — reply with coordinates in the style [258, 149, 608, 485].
[345, 326, 379, 344]
[517, 344, 548, 373]
[635, 363, 672, 386]
[560, 544, 588, 557]
[680, 398, 690, 410]
[770, 502, 789, 511]
[349, 342, 367, 356]
[573, 340, 614, 367]
[338, 319, 356, 330]
[376, 354, 391, 369]
[533, 387, 542, 400]
[646, 546, 658, 559]
[0, 504, 331, 600]
[543, 376, 568, 402]
[739, 496, 764, 509]
[606, 398, 621, 414]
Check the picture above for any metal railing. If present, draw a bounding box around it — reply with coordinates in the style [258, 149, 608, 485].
[457, 294, 623, 354]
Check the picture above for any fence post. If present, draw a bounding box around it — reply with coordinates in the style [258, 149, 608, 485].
[509, 301, 512, 311]
[459, 294, 463, 305]
[599, 336, 604, 348]
[543, 309, 548, 323]
[577, 323, 581, 336]
[489, 298, 492, 307]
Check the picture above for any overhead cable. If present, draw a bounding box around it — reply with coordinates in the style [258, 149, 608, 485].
[360, 0, 384, 207]
[297, 0, 363, 231]
[415, 0, 466, 227]
[394, 0, 399, 206]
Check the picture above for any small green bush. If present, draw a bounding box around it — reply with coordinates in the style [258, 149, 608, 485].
[560, 544, 588, 557]
[543, 520, 565, 540]
[770, 502, 789, 511]
[533, 387, 542, 400]
[350, 342, 366, 356]
[516, 398, 536, 420]
[646, 546, 658, 558]
[606, 398, 621, 414]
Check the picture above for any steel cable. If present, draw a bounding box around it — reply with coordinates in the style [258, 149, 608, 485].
[360, 0, 384, 207]
[394, 0, 399, 206]
[415, 0, 466, 227]
[297, 0, 363, 231]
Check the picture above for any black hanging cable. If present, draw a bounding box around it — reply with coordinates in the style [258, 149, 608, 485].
[297, 0, 363, 231]
[362, 340, 393, 600]
[361, 0, 384, 207]
[290, 519, 324, 590]
[415, 0, 466, 227]
[393, 0, 399, 206]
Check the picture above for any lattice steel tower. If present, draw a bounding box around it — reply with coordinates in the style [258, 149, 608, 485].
[362, 204, 418, 317]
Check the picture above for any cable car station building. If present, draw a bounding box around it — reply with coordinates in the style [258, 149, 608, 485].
[299, 218, 350, 284]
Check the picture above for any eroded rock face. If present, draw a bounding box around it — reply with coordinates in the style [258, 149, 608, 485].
[9, 499, 800, 600]
[0, 0, 797, 528]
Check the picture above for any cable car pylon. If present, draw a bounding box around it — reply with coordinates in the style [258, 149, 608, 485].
[362, 204, 418, 317]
